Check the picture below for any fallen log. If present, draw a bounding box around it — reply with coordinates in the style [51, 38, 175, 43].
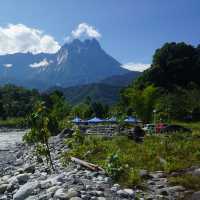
[71, 157, 104, 172]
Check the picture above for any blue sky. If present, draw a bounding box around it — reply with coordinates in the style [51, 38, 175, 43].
[0, 0, 199, 71]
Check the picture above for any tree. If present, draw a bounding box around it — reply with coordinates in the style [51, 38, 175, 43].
[121, 85, 158, 122]
[71, 103, 92, 119]
[23, 101, 55, 171]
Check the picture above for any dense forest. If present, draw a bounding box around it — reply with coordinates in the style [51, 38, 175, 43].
[119, 42, 200, 122]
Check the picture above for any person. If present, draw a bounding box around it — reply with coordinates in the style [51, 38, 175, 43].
[129, 126, 145, 142]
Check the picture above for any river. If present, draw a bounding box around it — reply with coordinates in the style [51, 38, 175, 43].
[0, 129, 27, 151]
[0, 129, 28, 173]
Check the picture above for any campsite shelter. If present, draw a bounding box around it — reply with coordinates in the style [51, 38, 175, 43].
[71, 117, 83, 124]
[124, 116, 138, 124]
[107, 117, 117, 123]
[87, 117, 104, 124]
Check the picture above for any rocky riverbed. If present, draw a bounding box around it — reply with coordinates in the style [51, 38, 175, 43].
[0, 129, 199, 200]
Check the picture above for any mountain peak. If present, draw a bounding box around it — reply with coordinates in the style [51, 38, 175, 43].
[0, 38, 130, 89]
[62, 38, 100, 50]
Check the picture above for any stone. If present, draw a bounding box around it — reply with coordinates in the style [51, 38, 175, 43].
[40, 180, 52, 189]
[16, 173, 30, 185]
[54, 188, 69, 199]
[139, 170, 149, 178]
[7, 177, 19, 192]
[13, 181, 39, 200]
[191, 191, 200, 200]
[117, 190, 129, 198]
[24, 165, 35, 174]
[66, 188, 79, 198]
[192, 168, 200, 176]
[123, 189, 135, 197]
[167, 186, 185, 192]
[46, 186, 60, 196]
[0, 184, 8, 194]
[15, 159, 24, 166]
[70, 198, 82, 200]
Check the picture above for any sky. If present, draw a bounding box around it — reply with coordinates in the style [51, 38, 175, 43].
[0, 0, 199, 71]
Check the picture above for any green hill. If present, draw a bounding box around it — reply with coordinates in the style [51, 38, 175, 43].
[49, 83, 122, 105]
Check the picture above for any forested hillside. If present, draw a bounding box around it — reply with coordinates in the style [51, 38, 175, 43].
[120, 42, 200, 122]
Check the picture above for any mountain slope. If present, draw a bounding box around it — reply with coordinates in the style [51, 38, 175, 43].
[0, 39, 131, 89]
[100, 71, 141, 87]
[48, 83, 122, 105]
[47, 71, 141, 105]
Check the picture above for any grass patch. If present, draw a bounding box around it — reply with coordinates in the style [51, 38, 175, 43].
[0, 117, 27, 128]
[169, 174, 200, 191]
[63, 130, 200, 187]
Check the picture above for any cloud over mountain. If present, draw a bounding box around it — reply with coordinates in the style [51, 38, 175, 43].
[122, 62, 150, 72]
[0, 24, 60, 55]
[29, 58, 53, 68]
[65, 23, 101, 42]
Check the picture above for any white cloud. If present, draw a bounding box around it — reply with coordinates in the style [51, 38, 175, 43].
[65, 23, 101, 42]
[29, 58, 53, 68]
[0, 24, 60, 55]
[3, 64, 13, 68]
[122, 62, 150, 72]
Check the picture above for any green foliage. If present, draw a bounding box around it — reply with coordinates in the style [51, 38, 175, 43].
[0, 84, 40, 119]
[138, 42, 200, 89]
[63, 131, 200, 187]
[71, 103, 92, 119]
[169, 174, 200, 191]
[55, 83, 122, 105]
[121, 85, 158, 122]
[23, 101, 55, 170]
[0, 117, 27, 128]
[70, 99, 109, 119]
[120, 42, 200, 121]
[105, 152, 124, 179]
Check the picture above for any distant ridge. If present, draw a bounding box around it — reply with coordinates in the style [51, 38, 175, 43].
[47, 71, 141, 105]
[0, 39, 137, 89]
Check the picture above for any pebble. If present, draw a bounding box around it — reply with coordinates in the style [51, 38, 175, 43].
[0, 130, 198, 200]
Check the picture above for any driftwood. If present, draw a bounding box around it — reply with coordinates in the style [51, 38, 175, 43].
[71, 157, 104, 172]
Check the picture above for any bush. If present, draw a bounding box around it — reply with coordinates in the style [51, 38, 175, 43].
[63, 132, 200, 187]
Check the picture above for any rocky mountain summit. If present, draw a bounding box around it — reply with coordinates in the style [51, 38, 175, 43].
[0, 130, 199, 200]
[0, 39, 132, 90]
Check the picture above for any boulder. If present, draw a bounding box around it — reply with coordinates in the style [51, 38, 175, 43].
[0, 184, 8, 194]
[191, 191, 200, 200]
[54, 188, 69, 199]
[16, 173, 30, 185]
[13, 181, 39, 200]
[23, 165, 35, 174]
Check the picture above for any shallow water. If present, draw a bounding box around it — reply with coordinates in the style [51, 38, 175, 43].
[0, 129, 27, 150]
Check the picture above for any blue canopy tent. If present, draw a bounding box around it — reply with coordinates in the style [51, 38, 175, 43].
[71, 117, 83, 124]
[124, 116, 138, 124]
[107, 117, 117, 123]
[87, 117, 104, 124]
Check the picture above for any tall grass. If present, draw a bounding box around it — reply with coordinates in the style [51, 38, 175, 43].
[63, 131, 200, 187]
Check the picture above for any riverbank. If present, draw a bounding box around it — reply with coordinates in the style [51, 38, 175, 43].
[0, 128, 200, 200]
[0, 130, 140, 200]
[0, 118, 27, 129]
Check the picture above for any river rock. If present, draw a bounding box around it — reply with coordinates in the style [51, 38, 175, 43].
[16, 173, 30, 185]
[54, 188, 69, 199]
[7, 177, 19, 192]
[0, 184, 8, 194]
[13, 181, 39, 200]
[192, 168, 200, 176]
[23, 165, 35, 174]
[123, 189, 135, 197]
[70, 198, 82, 200]
[15, 158, 24, 166]
[191, 191, 200, 200]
